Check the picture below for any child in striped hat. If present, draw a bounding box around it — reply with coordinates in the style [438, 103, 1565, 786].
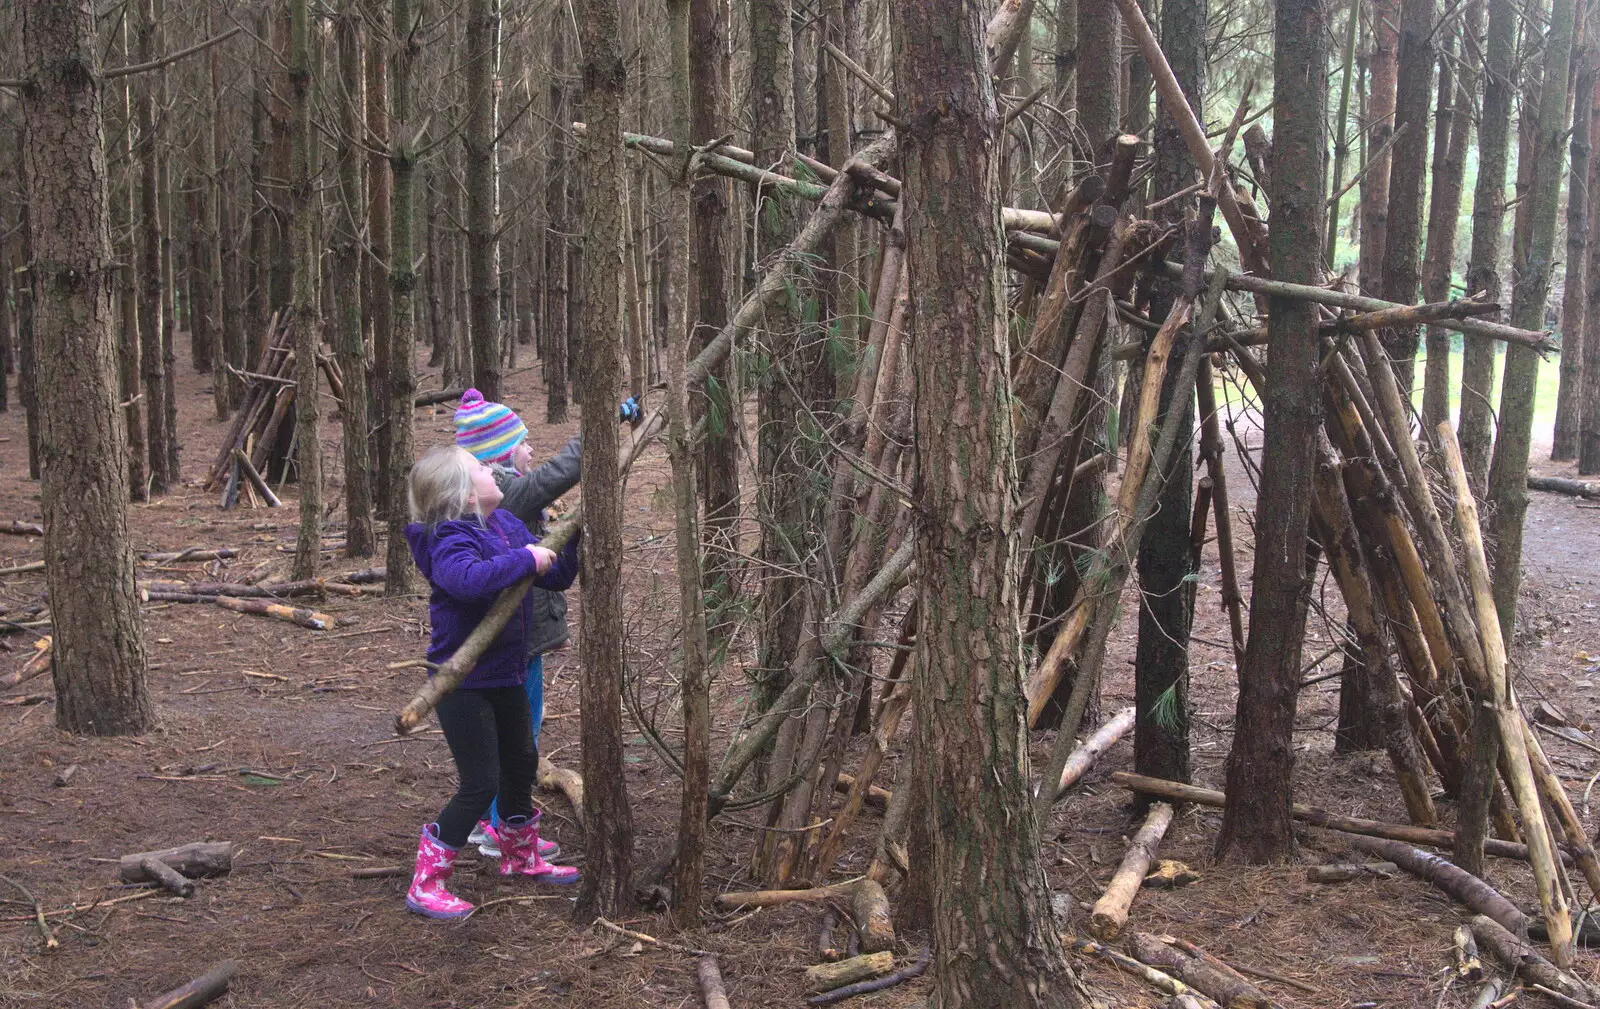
[453, 388, 531, 468]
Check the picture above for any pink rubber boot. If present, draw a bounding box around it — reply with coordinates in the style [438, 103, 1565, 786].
[405, 823, 475, 920]
[497, 812, 580, 884]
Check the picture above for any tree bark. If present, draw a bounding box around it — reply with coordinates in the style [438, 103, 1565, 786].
[1076, 0, 1120, 156]
[465, 0, 501, 400]
[333, 4, 376, 560]
[213, 23, 245, 415]
[135, 0, 169, 495]
[1377, 0, 1436, 388]
[1554, 35, 1594, 460]
[1487, 0, 1576, 641]
[288, 0, 321, 583]
[111, 24, 146, 500]
[12, 124, 41, 481]
[663, 0, 711, 929]
[1421, 11, 1477, 431]
[20, 0, 154, 735]
[386, 0, 420, 591]
[573, 0, 634, 921]
[544, 12, 570, 423]
[366, 1, 394, 507]
[1362, 0, 1401, 297]
[692, 0, 738, 627]
[1586, 68, 1600, 473]
[1461, 0, 1517, 489]
[1216, 0, 1329, 864]
[1134, 0, 1205, 788]
[893, 2, 1084, 1004]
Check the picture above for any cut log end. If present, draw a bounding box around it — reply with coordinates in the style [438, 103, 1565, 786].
[851, 879, 895, 953]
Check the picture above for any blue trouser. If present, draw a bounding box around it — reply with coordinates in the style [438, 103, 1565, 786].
[487, 654, 543, 828]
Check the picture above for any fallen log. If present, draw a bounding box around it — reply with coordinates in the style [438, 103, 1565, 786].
[805, 951, 894, 993]
[0, 521, 43, 536]
[139, 856, 196, 898]
[851, 879, 895, 953]
[1527, 475, 1600, 499]
[697, 955, 731, 1009]
[1345, 835, 1525, 935]
[118, 842, 234, 883]
[213, 595, 333, 630]
[1125, 933, 1273, 1009]
[538, 756, 585, 827]
[1053, 706, 1136, 797]
[1306, 862, 1399, 882]
[0, 561, 45, 577]
[713, 881, 860, 911]
[139, 960, 238, 1009]
[1109, 772, 1565, 864]
[817, 908, 842, 962]
[1471, 915, 1596, 1002]
[1069, 938, 1221, 1008]
[1090, 802, 1174, 939]
[806, 946, 930, 1007]
[333, 567, 386, 584]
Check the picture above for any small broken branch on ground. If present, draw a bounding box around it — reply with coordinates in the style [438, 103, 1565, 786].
[1089, 802, 1174, 939]
[805, 951, 894, 993]
[118, 842, 234, 884]
[137, 960, 239, 1009]
[806, 947, 930, 1006]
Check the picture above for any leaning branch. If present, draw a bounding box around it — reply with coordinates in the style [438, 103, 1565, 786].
[103, 27, 242, 80]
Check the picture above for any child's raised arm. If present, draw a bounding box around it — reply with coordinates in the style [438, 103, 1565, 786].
[428, 526, 539, 601]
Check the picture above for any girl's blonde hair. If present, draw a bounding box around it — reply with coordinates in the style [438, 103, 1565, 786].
[408, 445, 479, 525]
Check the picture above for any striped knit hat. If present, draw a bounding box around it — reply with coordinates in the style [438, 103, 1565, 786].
[453, 389, 528, 466]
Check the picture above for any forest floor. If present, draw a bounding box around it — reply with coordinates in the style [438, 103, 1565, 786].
[0, 336, 1596, 1009]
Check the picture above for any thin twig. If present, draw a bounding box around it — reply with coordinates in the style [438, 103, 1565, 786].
[594, 917, 712, 956]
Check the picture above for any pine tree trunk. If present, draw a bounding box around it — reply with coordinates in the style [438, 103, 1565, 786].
[20, 0, 154, 736]
[366, 0, 394, 510]
[573, 0, 635, 921]
[751, 0, 809, 819]
[1555, 39, 1595, 459]
[1378, 0, 1436, 389]
[113, 24, 147, 500]
[135, 0, 169, 495]
[1216, 0, 1330, 864]
[663, 0, 711, 928]
[1076, 0, 1120, 155]
[691, 0, 738, 622]
[13, 129, 41, 479]
[1134, 0, 1204, 787]
[1362, 0, 1400, 296]
[893, 3, 1083, 1004]
[289, 0, 322, 583]
[385, 0, 422, 596]
[544, 11, 570, 423]
[246, 6, 271, 364]
[1585, 73, 1600, 474]
[188, 173, 216, 384]
[160, 146, 179, 483]
[465, 0, 501, 400]
[267, 6, 293, 314]
[1421, 14, 1476, 431]
[334, 1, 376, 560]
[1056, 0, 1077, 119]
[213, 27, 245, 414]
[1460, 0, 1517, 489]
[1488, 0, 1576, 640]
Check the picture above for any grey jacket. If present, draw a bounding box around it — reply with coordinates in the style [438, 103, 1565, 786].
[492, 434, 581, 655]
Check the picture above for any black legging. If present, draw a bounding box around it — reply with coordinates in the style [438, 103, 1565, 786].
[432, 685, 537, 848]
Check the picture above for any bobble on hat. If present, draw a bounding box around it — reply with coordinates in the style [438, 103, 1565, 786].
[454, 388, 529, 465]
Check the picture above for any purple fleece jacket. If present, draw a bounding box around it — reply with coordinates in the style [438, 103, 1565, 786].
[403, 510, 580, 690]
